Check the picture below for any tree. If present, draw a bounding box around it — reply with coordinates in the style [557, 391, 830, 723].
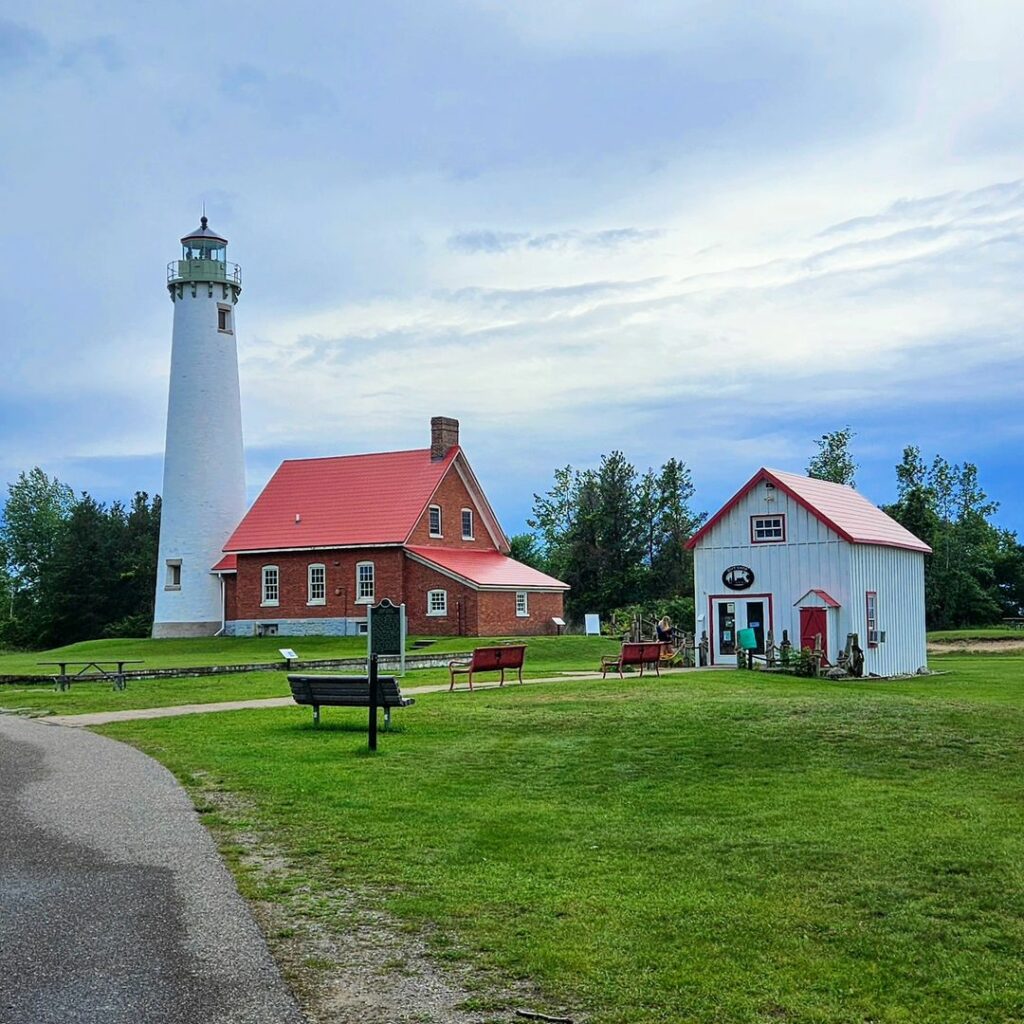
[807, 427, 857, 486]
[508, 532, 544, 570]
[529, 453, 704, 621]
[0, 468, 74, 592]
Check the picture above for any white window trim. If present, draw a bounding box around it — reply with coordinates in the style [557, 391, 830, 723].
[751, 513, 786, 544]
[516, 591, 529, 617]
[261, 564, 280, 607]
[217, 303, 234, 335]
[427, 589, 448, 616]
[429, 504, 443, 538]
[355, 560, 375, 604]
[164, 558, 182, 591]
[461, 507, 474, 540]
[307, 563, 326, 606]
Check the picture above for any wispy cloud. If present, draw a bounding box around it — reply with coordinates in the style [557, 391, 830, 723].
[448, 227, 664, 253]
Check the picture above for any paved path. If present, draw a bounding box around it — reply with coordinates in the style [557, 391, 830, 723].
[45, 669, 693, 728]
[0, 714, 306, 1024]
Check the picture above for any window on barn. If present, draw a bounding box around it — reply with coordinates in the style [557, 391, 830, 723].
[429, 505, 442, 537]
[165, 559, 181, 590]
[461, 508, 474, 539]
[307, 563, 326, 605]
[866, 591, 878, 647]
[751, 514, 786, 543]
[356, 561, 375, 603]
[261, 565, 279, 606]
[516, 591, 529, 617]
[427, 589, 448, 616]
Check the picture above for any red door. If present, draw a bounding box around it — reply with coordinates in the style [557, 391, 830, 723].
[799, 607, 828, 654]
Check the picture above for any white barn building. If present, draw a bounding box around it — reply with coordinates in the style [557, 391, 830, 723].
[686, 468, 931, 675]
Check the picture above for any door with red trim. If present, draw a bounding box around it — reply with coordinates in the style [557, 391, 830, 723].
[799, 607, 827, 654]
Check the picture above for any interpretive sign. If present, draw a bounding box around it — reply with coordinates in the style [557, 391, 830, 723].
[368, 599, 406, 674]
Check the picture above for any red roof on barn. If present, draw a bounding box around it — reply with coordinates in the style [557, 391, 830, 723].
[406, 547, 569, 590]
[686, 467, 932, 553]
[224, 447, 464, 552]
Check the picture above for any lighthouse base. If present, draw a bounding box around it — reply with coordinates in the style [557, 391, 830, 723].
[152, 620, 223, 639]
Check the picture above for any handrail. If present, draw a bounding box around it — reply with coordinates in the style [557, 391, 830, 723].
[167, 259, 242, 285]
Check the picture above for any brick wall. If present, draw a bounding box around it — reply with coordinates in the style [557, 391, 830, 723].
[403, 554, 479, 635]
[233, 548, 406, 620]
[477, 590, 564, 636]
[406, 465, 499, 550]
[223, 575, 238, 620]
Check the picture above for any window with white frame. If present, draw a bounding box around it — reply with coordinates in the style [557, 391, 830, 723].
[429, 504, 442, 537]
[261, 565, 279, 606]
[516, 591, 529, 617]
[427, 589, 448, 616]
[165, 559, 181, 589]
[307, 563, 326, 605]
[751, 514, 786, 543]
[461, 508, 474, 539]
[866, 591, 879, 647]
[356, 561, 375, 603]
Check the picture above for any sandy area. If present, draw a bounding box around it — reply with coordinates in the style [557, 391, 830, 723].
[927, 638, 1024, 654]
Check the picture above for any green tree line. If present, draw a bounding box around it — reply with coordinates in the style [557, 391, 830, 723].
[0, 468, 161, 648]
[519, 434, 1024, 631]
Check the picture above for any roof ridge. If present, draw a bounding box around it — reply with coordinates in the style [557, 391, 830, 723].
[280, 447, 433, 465]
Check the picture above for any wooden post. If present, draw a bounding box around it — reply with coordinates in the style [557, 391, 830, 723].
[813, 633, 823, 676]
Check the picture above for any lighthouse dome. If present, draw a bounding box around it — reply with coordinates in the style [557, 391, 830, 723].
[180, 215, 228, 247]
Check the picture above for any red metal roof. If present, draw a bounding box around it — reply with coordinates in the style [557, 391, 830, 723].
[686, 467, 932, 553]
[211, 554, 237, 573]
[224, 447, 459, 552]
[794, 588, 841, 608]
[406, 546, 569, 590]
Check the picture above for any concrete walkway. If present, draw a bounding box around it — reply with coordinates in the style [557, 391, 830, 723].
[46, 669, 693, 727]
[0, 714, 305, 1024]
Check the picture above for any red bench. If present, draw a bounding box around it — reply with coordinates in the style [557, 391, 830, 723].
[600, 641, 667, 679]
[449, 644, 527, 691]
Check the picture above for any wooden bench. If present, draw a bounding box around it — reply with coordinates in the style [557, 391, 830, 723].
[600, 642, 666, 679]
[448, 644, 527, 691]
[287, 674, 415, 726]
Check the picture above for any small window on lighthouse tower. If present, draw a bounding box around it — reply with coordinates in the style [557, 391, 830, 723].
[165, 559, 182, 590]
[217, 304, 233, 333]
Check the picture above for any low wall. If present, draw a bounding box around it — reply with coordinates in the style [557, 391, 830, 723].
[1, 651, 461, 686]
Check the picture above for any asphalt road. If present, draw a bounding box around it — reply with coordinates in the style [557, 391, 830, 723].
[0, 715, 305, 1024]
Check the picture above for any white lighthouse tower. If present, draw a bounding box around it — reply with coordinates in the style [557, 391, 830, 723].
[152, 216, 247, 637]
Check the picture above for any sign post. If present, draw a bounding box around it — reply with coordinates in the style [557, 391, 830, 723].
[368, 652, 379, 752]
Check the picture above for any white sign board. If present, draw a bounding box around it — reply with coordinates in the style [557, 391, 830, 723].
[584, 614, 601, 636]
[279, 648, 299, 661]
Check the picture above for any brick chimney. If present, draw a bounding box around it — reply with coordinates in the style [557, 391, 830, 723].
[430, 416, 460, 461]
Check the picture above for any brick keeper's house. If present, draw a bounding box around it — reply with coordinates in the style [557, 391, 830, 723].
[211, 418, 569, 637]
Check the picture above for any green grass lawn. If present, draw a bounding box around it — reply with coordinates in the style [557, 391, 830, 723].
[0, 632, 619, 676]
[0, 636, 621, 715]
[99, 655, 1024, 1023]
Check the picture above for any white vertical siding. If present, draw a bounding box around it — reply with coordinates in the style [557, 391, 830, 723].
[848, 545, 927, 675]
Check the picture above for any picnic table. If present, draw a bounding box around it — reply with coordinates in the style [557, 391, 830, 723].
[38, 660, 143, 692]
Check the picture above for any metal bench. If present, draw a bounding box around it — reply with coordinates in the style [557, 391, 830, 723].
[287, 674, 415, 726]
[600, 642, 667, 679]
[448, 644, 527, 691]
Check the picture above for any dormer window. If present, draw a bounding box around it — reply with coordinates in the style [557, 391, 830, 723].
[429, 505, 442, 537]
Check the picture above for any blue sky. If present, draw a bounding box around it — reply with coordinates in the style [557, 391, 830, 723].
[2, 1, 1023, 536]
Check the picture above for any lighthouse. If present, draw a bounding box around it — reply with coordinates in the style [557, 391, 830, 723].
[152, 216, 247, 637]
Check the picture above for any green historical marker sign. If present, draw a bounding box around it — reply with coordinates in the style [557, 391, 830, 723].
[368, 599, 406, 674]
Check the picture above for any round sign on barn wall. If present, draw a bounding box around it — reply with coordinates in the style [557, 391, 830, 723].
[722, 565, 755, 590]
